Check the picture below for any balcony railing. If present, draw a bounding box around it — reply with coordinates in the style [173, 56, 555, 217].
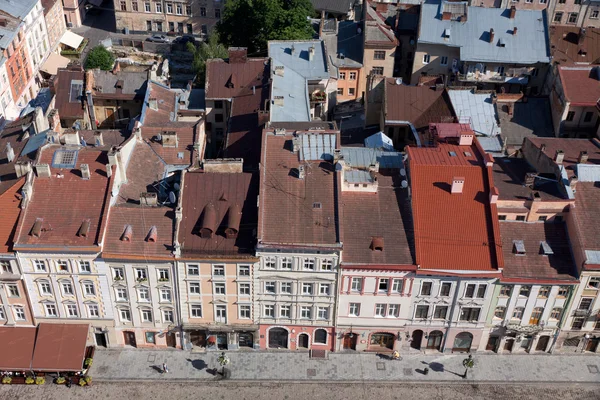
[572, 309, 592, 317]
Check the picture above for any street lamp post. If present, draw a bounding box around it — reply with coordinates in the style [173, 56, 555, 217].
[462, 354, 474, 379]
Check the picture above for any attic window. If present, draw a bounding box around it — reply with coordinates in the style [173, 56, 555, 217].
[121, 225, 133, 241]
[77, 220, 91, 237]
[513, 240, 526, 255]
[30, 218, 43, 237]
[443, 28, 451, 38]
[540, 241, 554, 255]
[448, 151, 457, 157]
[52, 149, 78, 169]
[225, 204, 242, 239]
[371, 237, 384, 251]
[464, 151, 472, 157]
[146, 226, 158, 242]
[498, 38, 506, 47]
[313, 202, 322, 209]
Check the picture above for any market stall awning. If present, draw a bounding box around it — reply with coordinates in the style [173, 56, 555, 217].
[60, 31, 84, 50]
[0, 327, 37, 370]
[31, 323, 89, 372]
[40, 53, 70, 75]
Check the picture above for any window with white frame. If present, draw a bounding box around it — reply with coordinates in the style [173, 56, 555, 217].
[379, 278, 389, 292]
[190, 305, 202, 317]
[592, 10, 599, 19]
[392, 279, 403, 293]
[176, 3, 182, 14]
[349, 303, 360, 316]
[588, 277, 600, 289]
[120, 308, 131, 321]
[494, 306, 506, 319]
[302, 283, 313, 295]
[141, 309, 153, 322]
[280, 282, 292, 294]
[188, 264, 199, 275]
[558, 286, 569, 297]
[45, 303, 57, 317]
[319, 283, 330, 295]
[476, 284, 487, 298]
[213, 265, 225, 276]
[459, 307, 480, 322]
[135, 268, 147, 280]
[264, 257, 276, 269]
[40, 281, 52, 295]
[56, 260, 69, 272]
[160, 288, 172, 302]
[66, 304, 78, 317]
[519, 286, 531, 297]
[499, 285, 512, 296]
[0, 307, 5, 320]
[434, 305, 448, 319]
[61, 281, 73, 295]
[265, 281, 276, 294]
[512, 307, 524, 320]
[79, 261, 91, 273]
[439, 282, 451, 296]
[415, 305, 429, 319]
[388, 304, 399, 317]
[158, 269, 169, 281]
[6, 284, 18, 297]
[420, 281, 432, 296]
[303, 259, 315, 270]
[0, 261, 12, 274]
[166, 2, 173, 13]
[239, 305, 251, 319]
[351, 277, 362, 292]
[440, 56, 448, 66]
[34, 260, 46, 271]
[113, 267, 124, 280]
[13, 306, 25, 320]
[116, 287, 128, 301]
[189, 282, 200, 294]
[280, 305, 291, 318]
[423, 54, 431, 64]
[163, 309, 174, 323]
[239, 265, 250, 276]
[264, 304, 275, 318]
[214, 283, 226, 295]
[87, 304, 99, 318]
[138, 288, 150, 301]
[155, 3, 162, 12]
[317, 306, 329, 320]
[300, 306, 312, 319]
[550, 307, 562, 320]
[239, 283, 250, 295]
[321, 259, 333, 271]
[375, 304, 386, 317]
[281, 258, 292, 270]
[538, 286, 551, 298]
[83, 282, 95, 296]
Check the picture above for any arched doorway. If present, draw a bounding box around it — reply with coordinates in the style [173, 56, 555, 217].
[268, 328, 288, 349]
[411, 330, 423, 350]
[298, 333, 309, 349]
[427, 330, 443, 351]
[343, 333, 357, 350]
[452, 332, 473, 352]
[370, 332, 395, 350]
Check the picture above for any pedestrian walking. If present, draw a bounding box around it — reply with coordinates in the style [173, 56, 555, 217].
[163, 363, 169, 374]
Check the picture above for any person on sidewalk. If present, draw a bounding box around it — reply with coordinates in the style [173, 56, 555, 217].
[163, 363, 169, 374]
[392, 351, 400, 360]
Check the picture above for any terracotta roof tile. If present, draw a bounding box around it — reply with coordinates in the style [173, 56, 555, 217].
[572, 182, 600, 252]
[557, 66, 600, 106]
[526, 137, 600, 177]
[492, 158, 564, 201]
[140, 81, 178, 126]
[140, 126, 197, 166]
[0, 122, 36, 195]
[117, 141, 166, 204]
[550, 26, 600, 65]
[205, 58, 269, 100]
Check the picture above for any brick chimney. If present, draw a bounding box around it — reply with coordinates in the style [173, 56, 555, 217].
[489, 28, 495, 43]
[451, 177, 465, 194]
[228, 47, 247, 64]
[509, 6, 516, 19]
[112, 61, 120, 75]
[442, 12, 451, 21]
[555, 150, 565, 164]
[513, 27, 517, 36]
[578, 150, 589, 164]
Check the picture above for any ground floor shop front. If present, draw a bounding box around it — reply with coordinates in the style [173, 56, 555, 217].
[258, 325, 335, 351]
[482, 326, 557, 354]
[183, 324, 259, 351]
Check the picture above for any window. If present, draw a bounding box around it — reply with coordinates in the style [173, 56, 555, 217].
[238, 265, 250, 276]
[300, 306, 312, 319]
[7, 284, 19, 297]
[319, 283, 330, 295]
[145, 2, 151, 12]
[156, 3, 162, 12]
[566, 111, 576, 122]
[264, 257, 276, 269]
[0, 261, 11, 274]
[160, 289, 172, 302]
[160, 309, 173, 323]
[519, 286, 531, 297]
[264, 305, 275, 318]
[215, 283, 226, 295]
[114, 268, 124, 280]
[191, 305, 202, 317]
[158, 269, 169, 281]
[135, 268, 147, 280]
[215, 8, 220, 18]
[138, 288, 150, 301]
[188, 265, 199, 275]
[214, 113, 224, 123]
[494, 306, 506, 319]
[415, 305, 429, 319]
[88, 304, 99, 318]
[84, 282, 95, 296]
[440, 56, 448, 66]
[239, 283, 250, 295]
[66, 304, 78, 317]
[464, 284, 476, 298]
[189, 282, 200, 294]
[351, 277, 363, 292]
[558, 286, 569, 297]
[79, 261, 91, 273]
[141, 309, 153, 322]
[529, 307, 544, 325]
[538, 286, 551, 298]
[339, 72, 346, 80]
[592, 10, 599, 19]
[459, 307, 480, 322]
[265, 281, 276, 294]
[349, 72, 357, 80]
[321, 259, 333, 271]
[57, 260, 69, 272]
[423, 54, 431, 64]
[302, 283, 313, 295]
[500, 285, 512, 296]
[538, 216, 548, 222]
[280, 258, 292, 270]
[378, 278, 389, 292]
[579, 298, 593, 310]
[166, 2, 173, 13]
[200, 6, 206, 16]
[392, 279, 403, 293]
[516, 215, 526, 221]
[176, 3, 182, 14]
[240, 305, 251, 319]
[337, 88, 344, 96]
[116, 288, 128, 301]
[550, 307, 562, 320]
[0, 307, 4, 320]
[303, 259, 315, 270]
[588, 277, 600, 289]
[476, 285, 487, 299]
[440, 282, 451, 297]
[512, 307, 524, 320]
[572, 317, 585, 329]
[496, 66, 505, 75]
[213, 265, 225, 276]
[371, 66, 384, 75]
[187, 24, 193, 34]
[120, 1, 127, 11]
[568, 13, 578, 23]
[554, 12, 563, 23]
[156, 21, 162, 31]
[434, 305, 448, 319]
[213, 100, 223, 109]
[14, 306, 25, 321]
[317, 306, 329, 319]
[375, 304, 386, 317]
[349, 303, 360, 316]
[45, 303, 57, 317]
[374, 51, 386, 60]
[280, 282, 292, 294]
[186, 5, 192, 15]
[420, 282, 432, 296]
[120, 308, 131, 321]
[278, 305, 290, 318]
[41, 281, 53, 295]
[132, 2, 138, 11]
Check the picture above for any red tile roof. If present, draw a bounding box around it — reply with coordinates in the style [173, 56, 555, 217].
[31, 323, 89, 372]
[558, 66, 600, 107]
[258, 130, 340, 247]
[140, 81, 179, 126]
[54, 68, 85, 120]
[0, 178, 25, 253]
[178, 170, 257, 257]
[499, 222, 577, 282]
[341, 171, 414, 266]
[0, 120, 36, 195]
[492, 158, 564, 201]
[14, 146, 113, 250]
[0, 326, 37, 370]
[550, 26, 600, 65]
[526, 137, 600, 177]
[205, 57, 269, 100]
[140, 125, 197, 166]
[407, 143, 503, 271]
[571, 182, 600, 253]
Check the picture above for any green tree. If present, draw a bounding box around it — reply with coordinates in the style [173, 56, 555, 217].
[85, 46, 115, 71]
[187, 33, 229, 87]
[217, 0, 315, 54]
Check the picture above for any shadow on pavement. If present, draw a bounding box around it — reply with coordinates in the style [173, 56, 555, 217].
[185, 358, 207, 371]
[150, 365, 164, 374]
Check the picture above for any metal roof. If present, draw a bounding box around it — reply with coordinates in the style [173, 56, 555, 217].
[585, 250, 600, 264]
[299, 133, 336, 161]
[419, 1, 551, 64]
[576, 163, 600, 182]
[345, 169, 374, 183]
[448, 89, 500, 137]
[0, 0, 38, 19]
[340, 147, 404, 169]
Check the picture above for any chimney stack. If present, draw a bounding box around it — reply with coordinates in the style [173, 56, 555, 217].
[489, 28, 495, 43]
[140, 192, 158, 206]
[94, 131, 104, 147]
[569, 176, 578, 191]
[6, 142, 14, 162]
[80, 164, 90, 179]
[298, 165, 305, 180]
[442, 11, 451, 21]
[309, 45, 315, 61]
[273, 96, 284, 107]
[489, 187, 499, 204]
[228, 47, 248, 64]
[579, 28, 587, 45]
[555, 149, 565, 164]
[578, 150, 589, 164]
[15, 160, 31, 178]
[509, 6, 516, 19]
[451, 177, 465, 194]
[274, 65, 285, 77]
[35, 163, 51, 178]
[513, 27, 517, 35]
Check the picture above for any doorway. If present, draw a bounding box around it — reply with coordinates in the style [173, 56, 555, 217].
[166, 332, 177, 348]
[216, 305, 227, 323]
[239, 332, 253, 348]
[586, 337, 599, 352]
[452, 332, 473, 352]
[190, 331, 206, 347]
[536, 336, 550, 352]
[298, 333, 309, 349]
[370, 333, 395, 350]
[426, 330, 443, 351]
[486, 336, 499, 352]
[342, 333, 357, 350]
[504, 338, 514, 352]
[95, 332, 107, 347]
[216, 333, 228, 350]
[123, 331, 137, 347]
[269, 328, 289, 349]
[411, 330, 423, 350]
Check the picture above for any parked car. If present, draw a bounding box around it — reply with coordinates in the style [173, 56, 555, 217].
[174, 35, 196, 45]
[147, 35, 170, 43]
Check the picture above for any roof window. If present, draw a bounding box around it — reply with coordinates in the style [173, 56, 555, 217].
[540, 241, 554, 255]
[121, 225, 133, 241]
[51, 149, 78, 169]
[30, 218, 43, 237]
[448, 151, 457, 157]
[77, 220, 90, 237]
[146, 226, 157, 242]
[513, 240, 526, 255]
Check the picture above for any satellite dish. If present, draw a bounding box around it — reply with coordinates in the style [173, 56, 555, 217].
[395, 78, 403, 85]
[335, 162, 343, 171]
[168, 191, 176, 204]
[401, 180, 408, 189]
[400, 168, 406, 176]
[173, 183, 180, 191]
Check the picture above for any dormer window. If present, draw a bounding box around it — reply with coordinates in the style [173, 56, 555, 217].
[540, 241, 553, 255]
[371, 237, 384, 251]
[513, 240, 526, 255]
[146, 226, 157, 242]
[121, 225, 133, 241]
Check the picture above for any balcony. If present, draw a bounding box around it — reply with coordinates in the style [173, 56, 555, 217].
[572, 309, 592, 317]
[457, 66, 531, 84]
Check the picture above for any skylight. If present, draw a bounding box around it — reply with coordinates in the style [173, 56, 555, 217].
[51, 149, 79, 169]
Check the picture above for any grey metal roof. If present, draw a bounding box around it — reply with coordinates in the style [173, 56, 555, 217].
[322, 21, 363, 76]
[585, 250, 600, 264]
[92, 70, 148, 95]
[300, 133, 336, 161]
[576, 164, 600, 182]
[345, 169, 374, 183]
[419, 1, 551, 64]
[477, 136, 503, 156]
[310, 0, 354, 14]
[0, 0, 38, 19]
[448, 89, 500, 137]
[340, 147, 404, 169]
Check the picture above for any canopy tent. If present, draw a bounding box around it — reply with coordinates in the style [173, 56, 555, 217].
[60, 31, 84, 50]
[364, 131, 394, 151]
[31, 323, 89, 372]
[40, 53, 70, 75]
[0, 327, 37, 370]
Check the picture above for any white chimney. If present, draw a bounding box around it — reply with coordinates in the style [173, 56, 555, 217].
[274, 96, 284, 106]
[459, 134, 473, 146]
[451, 177, 464, 194]
[298, 165, 305, 179]
[80, 163, 90, 179]
[555, 150, 564, 164]
[579, 151, 588, 164]
[274, 66, 285, 77]
[35, 163, 51, 178]
[309, 45, 315, 61]
[490, 187, 499, 204]
[6, 142, 14, 162]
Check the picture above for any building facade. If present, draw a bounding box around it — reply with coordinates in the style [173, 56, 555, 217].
[41, 0, 67, 52]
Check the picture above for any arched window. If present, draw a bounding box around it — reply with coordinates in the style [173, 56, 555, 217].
[314, 329, 327, 344]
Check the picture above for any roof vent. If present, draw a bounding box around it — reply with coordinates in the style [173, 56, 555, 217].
[146, 226, 158, 242]
[225, 204, 242, 239]
[6, 142, 14, 162]
[80, 163, 90, 179]
[555, 149, 564, 164]
[309, 45, 315, 61]
[78, 220, 90, 237]
[274, 65, 284, 77]
[513, 239, 526, 255]
[35, 163, 51, 178]
[30, 218, 43, 237]
[140, 192, 158, 206]
[199, 203, 217, 238]
[370, 237, 384, 251]
[498, 38, 505, 47]
[578, 150, 588, 164]
[121, 225, 133, 241]
[451, 177, 464, 194]
[161, 131, 178, 148]
[540, 241, 553, 255]
[443, 28, 450, 39]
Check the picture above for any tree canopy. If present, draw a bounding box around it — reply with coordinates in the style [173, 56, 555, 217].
[85, 46, 115, 71]
[187, 33, 229, 87]
[217, 0, 315, 54]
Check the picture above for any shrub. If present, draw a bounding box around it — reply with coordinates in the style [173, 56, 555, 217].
[84, 358, 93, 367]
[84, 376, 92, 385]
[1, 376, 11, 384]
[79, 378, 87, 386]
[25, 377, 35, 384]
[35, 377, 45, 385]
[55, 377, 66, 384]
[85, 46, 115, 71]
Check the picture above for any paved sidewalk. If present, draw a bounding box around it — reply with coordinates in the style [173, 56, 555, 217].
[92, 349, 600, 383]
